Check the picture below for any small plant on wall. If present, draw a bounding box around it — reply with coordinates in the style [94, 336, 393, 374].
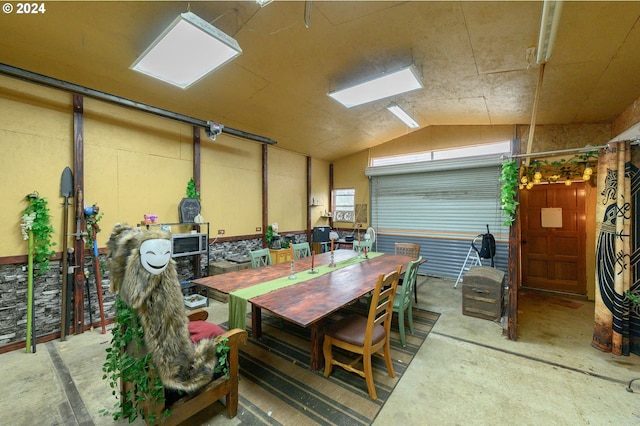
[186, 178, 200, 201]
[499, 160, 519, 227]
[20, 192, 56, 275]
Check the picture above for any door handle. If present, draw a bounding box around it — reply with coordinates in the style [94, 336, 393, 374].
[522, 240, 527, 244]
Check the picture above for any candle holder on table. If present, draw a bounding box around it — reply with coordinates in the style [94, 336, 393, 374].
[309, 250, 318, 273]
[288, 260, 297, 280]
[329, 250, 336, 267]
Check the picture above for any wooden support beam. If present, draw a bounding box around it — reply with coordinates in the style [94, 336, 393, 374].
[262, 145, 268, 248]
[306, 156, 312, 243]
[505, 133, 521, 341]
[328, 164, 334, 228]
[72, 94, 86, 335]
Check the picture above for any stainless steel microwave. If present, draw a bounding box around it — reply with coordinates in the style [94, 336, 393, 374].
[171, 233, 208, 258]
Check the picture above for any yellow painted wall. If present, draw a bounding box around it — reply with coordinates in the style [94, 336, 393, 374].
[200, 131, 262, 236]
[0, 75, 72, 257]
[332, 150, 370, 228]
[83, 98, 193, 232]
[0, 74, 327, 258]
[267, 147, 307, 232]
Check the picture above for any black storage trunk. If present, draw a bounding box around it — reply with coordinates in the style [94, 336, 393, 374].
[462, 266, 505, 321]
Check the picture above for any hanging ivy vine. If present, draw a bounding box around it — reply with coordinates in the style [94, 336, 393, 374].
[499, 160, 520, 227]
[21, 193, 56, 275]
[101, 298, 232, 424]
[101, 298, 169, 424]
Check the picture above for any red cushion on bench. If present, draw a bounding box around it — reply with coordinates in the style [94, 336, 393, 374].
[188, 321, 225, 343]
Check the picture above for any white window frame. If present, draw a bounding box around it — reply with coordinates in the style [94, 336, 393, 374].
[370, 140, 511, 167]
[333, 188, 355, 223]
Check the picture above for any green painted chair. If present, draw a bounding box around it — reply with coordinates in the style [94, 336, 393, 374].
[292, 242, 311, 259]
[352, 240, 373, 255]
[250, 248, 272, 268]
[393, 256, 422, 347]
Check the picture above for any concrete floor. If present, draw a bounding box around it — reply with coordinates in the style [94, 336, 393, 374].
[2, 277, 640, 425]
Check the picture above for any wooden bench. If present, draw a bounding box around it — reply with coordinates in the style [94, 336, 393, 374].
[120, 309, 247, 425]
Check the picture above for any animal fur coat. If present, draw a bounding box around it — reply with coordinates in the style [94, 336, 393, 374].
[106, 223, 218, 392]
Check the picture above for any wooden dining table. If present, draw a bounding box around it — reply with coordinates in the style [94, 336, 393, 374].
[192, 249, 415, 370]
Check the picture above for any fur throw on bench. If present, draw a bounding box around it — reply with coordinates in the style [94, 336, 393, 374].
[106, 223, 219, 393]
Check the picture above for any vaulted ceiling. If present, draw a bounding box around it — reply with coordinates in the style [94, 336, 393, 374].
[2, 1, 640, 160]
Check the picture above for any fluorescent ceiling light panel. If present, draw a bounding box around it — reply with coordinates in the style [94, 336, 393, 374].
[536, 0, 563, 64]
[387, 104, 419, 128]
[328, 65, 423, 108]
[132, 12, 242, 89]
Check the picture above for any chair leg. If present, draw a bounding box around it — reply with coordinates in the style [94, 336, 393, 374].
[383, 338, 395, 379]
[323, 337, 334, 378]
[363, 350, 377, 400]
[398, 309, 406, 347]
[407, 303, 414, 335]
[227, 389, 238, 418]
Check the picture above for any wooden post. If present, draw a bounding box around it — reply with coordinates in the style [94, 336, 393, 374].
[73, 94, 86, 335]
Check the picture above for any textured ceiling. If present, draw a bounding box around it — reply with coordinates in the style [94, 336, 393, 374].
[2, 1, 640, 160]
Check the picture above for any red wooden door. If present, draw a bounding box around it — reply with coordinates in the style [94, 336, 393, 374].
[520, 183, 586, 295]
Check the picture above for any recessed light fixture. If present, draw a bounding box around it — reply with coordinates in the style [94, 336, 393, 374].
[387, 103, 420, 128]
[131, 12, 242, 89]
[328, 65, 423, 108]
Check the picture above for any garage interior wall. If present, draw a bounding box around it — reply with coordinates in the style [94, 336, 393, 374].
[0, 74, 327, 259]
[369, 159, 509, 279]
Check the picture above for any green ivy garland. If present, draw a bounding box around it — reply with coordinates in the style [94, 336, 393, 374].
[21, 193, 56, 275]
[499, 160, 520, 227]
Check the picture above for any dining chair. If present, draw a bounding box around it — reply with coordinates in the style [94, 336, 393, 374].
[249, 248, 272, 268]
[323, 265, 402, 400]
[292, 242, 311, 259]
[352, 240, 373, 255]
[393, 256, 422, 347]
[394, 242, 421, 303]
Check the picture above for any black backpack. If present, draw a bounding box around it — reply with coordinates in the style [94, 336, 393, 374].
[473, 225, 496, 266]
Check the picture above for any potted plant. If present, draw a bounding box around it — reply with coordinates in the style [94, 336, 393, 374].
[266, 225, 274, 246]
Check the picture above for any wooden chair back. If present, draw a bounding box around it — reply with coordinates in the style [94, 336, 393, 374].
[394, 242, 420, 259]
[323, 265, 402, 399]
[367, 267, 401, 345]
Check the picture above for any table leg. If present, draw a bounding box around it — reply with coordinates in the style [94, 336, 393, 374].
[251, 304, 262, 339]
[309, 320, 325, 371]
